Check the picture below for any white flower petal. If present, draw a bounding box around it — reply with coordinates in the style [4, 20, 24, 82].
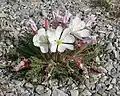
[58, 44, 74, 52]
[50, 42, 57, 53]
[33, 35, 40, 47]
[70, 16, 85, 32]
[63, 44, 74, 50]
[58, 44, 66, 52]
[60, 28, 70, 40]
[38, 28, 46, 36]
[55, 26, 63, 40]
[47, 28, 56, 42]
[40, 44, 48, 53]
[62, 35, 75, 43]
[74, 29, 90, 38]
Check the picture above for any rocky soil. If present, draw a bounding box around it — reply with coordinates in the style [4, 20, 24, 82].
[0, 0, 120, 96]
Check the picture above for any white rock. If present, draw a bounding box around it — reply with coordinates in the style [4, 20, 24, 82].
[80, 89, 92, 96]
[0, 12, 7, 17]
[108, 32, 114, 39]
[107, 84, 113, 90]
[113, 49, 119, 59]
[70, 90, 79, 96]
[52, 88, 68, 96]
[111, 78, 116, 84]
[107, 24, 113, 30]
[25, 83, 34, 88]
[36, 85, 44, 94]
[106, 42, 115, 51]
[96, 56, 100, 64]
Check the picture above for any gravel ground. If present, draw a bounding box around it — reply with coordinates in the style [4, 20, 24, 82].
[0, 0, 120, 96]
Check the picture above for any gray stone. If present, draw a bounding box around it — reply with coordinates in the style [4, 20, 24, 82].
[111, 68, 117, 76]
[106, 42, 115, 51]
[6, 93, 15, 96]
[36, 85, 44, 94]
[92, 93, 101, 96]
[113, 49, 119, 59]
[107, 24, 113, 30]
[105, 63, 113, 72]
[100, 76, 108, 83]
[109, 88, 116, 94]
[70, 90, 79, 96]
[25, 83, 34, 88]
[0, 12, 8, 17]
[40, 88, 51, 96]
[80, 89, 92, 96]
[105, 80, 111, 86]
[20, 91, 30, 96]
[52, 88, 68, 96]
[108, 32, 115, 39]
[117, 91, 120, 95]
[98, 87, 106, 95]
[107, 84, 113, 90]
[111, 78, 117, 84]
[97, 83, 106, 94]
[88, 82, 95, 91]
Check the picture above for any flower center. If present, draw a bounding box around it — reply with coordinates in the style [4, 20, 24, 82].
[56, 40, 62, 45]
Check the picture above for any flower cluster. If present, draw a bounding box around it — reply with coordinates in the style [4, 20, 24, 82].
[15, 10, 99, 75]
[31, 11, 97, 53]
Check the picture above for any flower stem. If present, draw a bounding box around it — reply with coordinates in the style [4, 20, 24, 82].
[73, 44, 88, 57]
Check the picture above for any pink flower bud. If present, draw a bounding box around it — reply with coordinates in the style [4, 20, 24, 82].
[28, 18, 38, 34]
[14, 59, 30, 71]
[44, 18, 49, 29]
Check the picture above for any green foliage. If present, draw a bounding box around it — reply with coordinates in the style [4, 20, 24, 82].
[11, 56, 45, 84]
[24, 56, 45, 83]
[83, 43, 104, 67]
[11, 32, 104, 84]
[16, 33, 41, 58]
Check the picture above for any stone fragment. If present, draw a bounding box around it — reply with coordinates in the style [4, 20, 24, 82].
[70, 90, 79, 96]
[100, 76, 108, 83]
[0, 12, 7, 17]
[80, 89, 92, 96]
[105, 42, 115, 51]
[113, 49, 119, 59]
[108, 32, 115, 39]
[107, 84, 113, 90]
[25, 83, 34, 88]
[40, 88, 51, 96]
[20, 91, 30, 96]
[105, 63, 113, 72]
[36, 85, 44, 94]
[52, 88, 68, 96]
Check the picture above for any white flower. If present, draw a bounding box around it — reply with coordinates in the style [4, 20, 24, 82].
[69, 15, 90, 39]
[47, 26, 75, 52]
[33, 28, 49, 53]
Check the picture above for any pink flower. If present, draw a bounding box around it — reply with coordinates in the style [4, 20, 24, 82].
[43, 18, 49, 29]
[52, 10, 72, 28]
[86, 14, 96, 27]
[27, 18, 38, 34]
[76, 40, 84, 48]
[74, 59, 84, 70]
[83, 35, 98, 44]
[14, 58, 30, 71]
[22, 18, 38, 34]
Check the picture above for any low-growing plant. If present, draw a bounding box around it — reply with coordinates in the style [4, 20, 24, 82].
[12, 10, 104, 84]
